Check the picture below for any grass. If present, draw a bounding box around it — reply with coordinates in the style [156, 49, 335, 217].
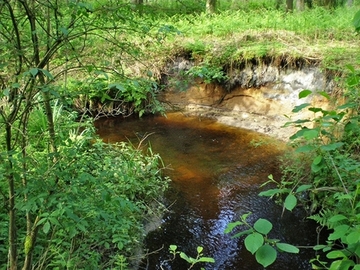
[122, 3, 360, 77]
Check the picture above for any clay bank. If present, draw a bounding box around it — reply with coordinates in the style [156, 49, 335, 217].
[158, 57, 337, 141]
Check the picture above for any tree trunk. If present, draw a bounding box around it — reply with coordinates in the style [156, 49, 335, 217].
[206, 0, 216, 14]
[296, 0, 305, 11]
[286, 0, 293, 12]
[6, 124, 17, 270]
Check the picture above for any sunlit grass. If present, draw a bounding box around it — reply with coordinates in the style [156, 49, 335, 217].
[126, 4, 360, 72]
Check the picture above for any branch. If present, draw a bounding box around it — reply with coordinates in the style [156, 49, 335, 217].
[4, 0, 23, 75]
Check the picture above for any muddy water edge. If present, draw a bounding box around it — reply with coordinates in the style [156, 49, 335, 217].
[95, 112, 320, 270]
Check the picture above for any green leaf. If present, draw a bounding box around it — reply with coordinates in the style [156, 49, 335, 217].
[259, 188, 282, 197]
[254, 219, 273, 235]
[346, 64, 355, 73]
[317, 91, 331, 100]
[284, 194, 297, 211]
[311, 155, 323, 173]
[197, 246, 203, 254]
[295, 184, 312, 193]
[232, 229, 254, 239]
[303, 129, 319, 140]
[241, 212, 252, 222]
[352, 10, 360, 32]
[329, 259, 355, 270]
[292, 103, 311, 113]
[29, 68, 38, 77]
[36, 218, 47, 226]
[299, 90, 312, 99]
[313, 244, 327, 251]
[328, 225, 350, 240]
[198, 257, 215, 263]
[276, 243, 299, 253]
[328, 214, 348, 223]
[43, 221, 51, 234]
[60, 26, 69, 36]
[245, 232, 264, 254]
[313, 155, 322, 165]
[308, 107, 323, 113]
[40, 69, 54, 80]
[255, 244, 277, 268]
[326, 250, 346, 259]
[180, 252, 194, 264]
[320, 142, 344, 151]
[169, 245, 177, 252]
[3, 88, 10, 97]
[224, 221, 242, 233]
[346, 231, 360, 245]
[295, 144, 314, 153]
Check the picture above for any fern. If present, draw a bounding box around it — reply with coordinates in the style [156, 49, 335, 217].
[308, 209, 336, 228]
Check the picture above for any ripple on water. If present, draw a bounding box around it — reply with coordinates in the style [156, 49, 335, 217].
[95, 113, 318, 270]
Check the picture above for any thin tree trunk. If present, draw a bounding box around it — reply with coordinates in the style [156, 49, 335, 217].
[206, 0, 216, 14]
[296, 0, 305, 11]
[6, 124, 17, 270]
[286, 0, 294, 12]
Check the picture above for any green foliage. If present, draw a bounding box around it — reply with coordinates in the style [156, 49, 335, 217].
[224, 212, 299, 268]
[165, 245, 215, 269]
[259, 66, 360, 269]
[68, 73, 164, 117]
[185, 63, 228, 83]
[0, 113, 169, 268]
[353, 10, 360, 32]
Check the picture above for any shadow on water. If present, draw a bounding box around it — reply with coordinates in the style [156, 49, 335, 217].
[95, 112, 320, 270]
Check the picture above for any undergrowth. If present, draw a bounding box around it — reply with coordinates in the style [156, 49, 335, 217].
[125, 4, 360, 76]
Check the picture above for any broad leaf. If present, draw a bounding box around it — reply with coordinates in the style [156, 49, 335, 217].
[43, 221, 51, 234]
[29, 67, 38, 77]
[276, 243, 299, 253]
[346, 231, 360, 245]
[255, 244, 277, 268]
[320, 142, 344, 151]
[245, 232, 264, 254]
[328, 225, 350, 241]
[284, 194, 297, 211]
[259, 188, 282, 197]
[292, 103, 311, 113]
[353, 10, 360, 32]
[299, 90, 312, 99]
[224, 221, 242, 233]
[329, 259, 355, 270]
[254, 219, 273, 235]
[328, 214, 348, 223]
[295, 184, 312, 193]
[303, 129, 319, 140]
[313, 155, 322, 165]
[317, 91, 331, 100]
[326, 250, 347, 259]
[295, 144, 314, 153]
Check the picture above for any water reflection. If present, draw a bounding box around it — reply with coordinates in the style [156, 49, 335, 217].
[95, 112, 318, 270]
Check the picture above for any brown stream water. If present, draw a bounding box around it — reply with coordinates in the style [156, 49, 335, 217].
[95, 112, 319, 270]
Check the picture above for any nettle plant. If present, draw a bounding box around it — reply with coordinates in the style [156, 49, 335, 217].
[224, 212, 299, 268]
[259, 65, 360, 269]
[185, 63, 228, 84]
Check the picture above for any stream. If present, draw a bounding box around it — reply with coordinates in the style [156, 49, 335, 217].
[95, 112, 319, 270]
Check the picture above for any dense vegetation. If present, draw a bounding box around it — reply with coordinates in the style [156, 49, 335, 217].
[0, 0, 359, 269]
